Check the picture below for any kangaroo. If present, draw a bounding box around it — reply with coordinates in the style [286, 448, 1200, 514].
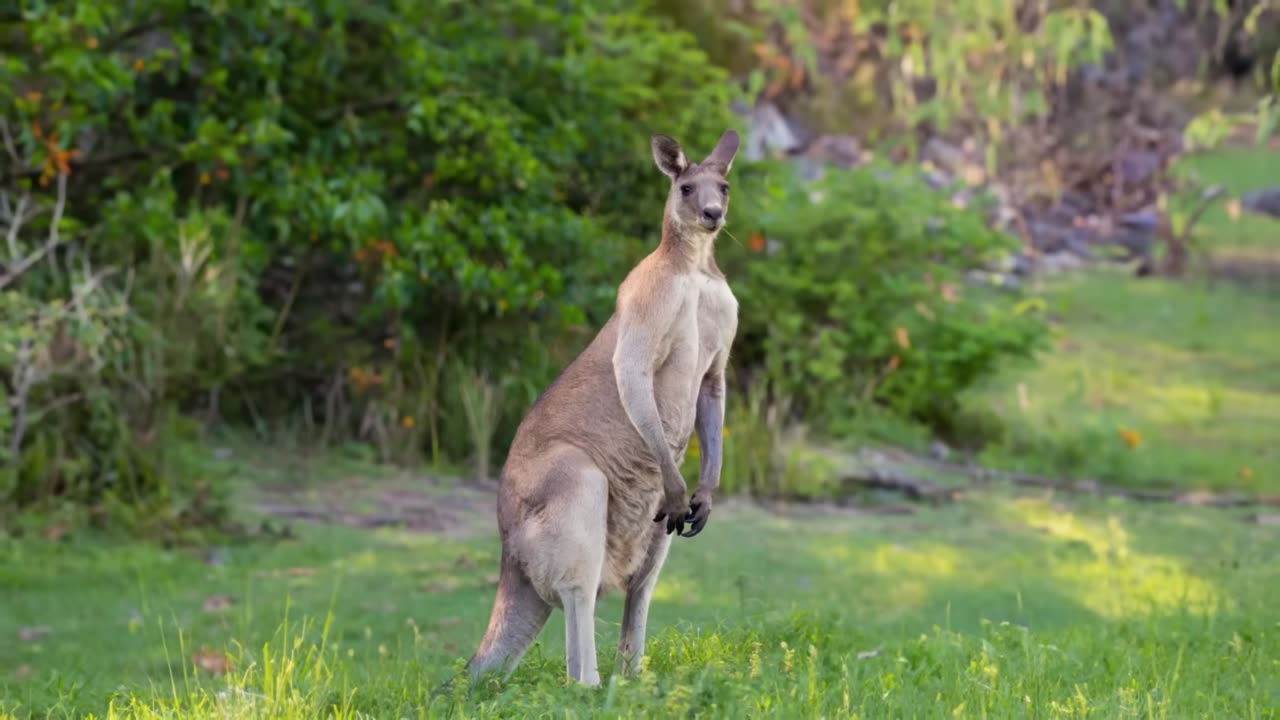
[464, 129, 741, 687]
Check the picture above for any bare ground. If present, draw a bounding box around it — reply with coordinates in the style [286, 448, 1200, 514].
[251, 472, 498, 538]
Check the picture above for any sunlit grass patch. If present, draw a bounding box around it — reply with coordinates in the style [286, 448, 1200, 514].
[967, 271, 1280, 492]
[1006, 498, 1223, 620]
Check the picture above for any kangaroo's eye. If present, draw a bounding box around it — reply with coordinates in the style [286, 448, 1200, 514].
[680, 184, 694, 196]
[720, 184, 730, 195]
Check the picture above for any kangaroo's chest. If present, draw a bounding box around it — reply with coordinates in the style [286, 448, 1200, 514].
[694, 275, 738, 362]
[654, 274, 738, 441]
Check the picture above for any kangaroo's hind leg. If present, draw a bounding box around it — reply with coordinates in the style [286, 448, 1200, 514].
[555, 453, 608, 687]
[512, 443, 609, 686]
[466, 552, 552, 682]
[616, 522, 672, 676]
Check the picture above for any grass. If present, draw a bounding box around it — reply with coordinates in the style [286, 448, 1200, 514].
[962, 146, 1280, 494]
[964, 270, 1280, 493]
[3, 482, 1279, 718]
[1179, 144, 1275, 184]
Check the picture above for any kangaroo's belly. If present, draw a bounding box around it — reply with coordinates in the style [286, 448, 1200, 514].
[598, 321, 703, 589]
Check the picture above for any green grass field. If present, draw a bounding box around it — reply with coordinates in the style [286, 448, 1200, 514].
[3, 148, 1279, 719]
[3, 489, 1279, 718]
[964, 270, 1280, 494]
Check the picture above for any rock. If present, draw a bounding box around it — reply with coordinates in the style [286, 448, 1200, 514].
[1062, 190, 1094, 213]
[922, 169, 954, 191]
[1241, 187, 1280, 218]
[744, 101, 804, 162]
[1038, 250, 1086, 274]
[1027, 221, 1093, 258]
[921, 137, 985, 185]
[806, 134, 863, 169]
[1026, 221, 1068, 252]
[1064, 231, 1095, 260]
[1117, 209, 1160, 232]
[921, 137, 967, 174]
[1115, 150, 1162, 186]
[1006, 251, 1034, 277]
[1106, 227, 1157, 262]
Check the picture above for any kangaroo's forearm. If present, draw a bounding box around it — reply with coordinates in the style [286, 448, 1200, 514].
[614, 354, 684, 489]
[694, 373, 725, 492]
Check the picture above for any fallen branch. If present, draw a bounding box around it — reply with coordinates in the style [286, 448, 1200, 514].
[879, 447, 1280, 508]
[839, 466, 964, 503]
[971, 465, 1276, 508]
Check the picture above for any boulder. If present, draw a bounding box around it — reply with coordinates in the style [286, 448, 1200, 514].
[744, 101, 805, 161]
[1241, 187, 1280, 219]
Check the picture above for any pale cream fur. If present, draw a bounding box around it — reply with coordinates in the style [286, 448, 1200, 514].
[465, 129, 741, 686]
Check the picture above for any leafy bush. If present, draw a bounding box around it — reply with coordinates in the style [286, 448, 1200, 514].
[1, 0, 738, 516]
[722, 161, 1050, 435]
[3, 0, 1053, 521]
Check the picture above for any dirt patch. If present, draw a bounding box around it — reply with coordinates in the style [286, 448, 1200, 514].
[253, 476, 496, 538]
[1225, 122, 1280, 152]
[1204, 253, 1280, 289]
[250, 472, 918, 538]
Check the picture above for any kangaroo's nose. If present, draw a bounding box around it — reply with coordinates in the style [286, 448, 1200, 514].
[702, 206, 723, 223]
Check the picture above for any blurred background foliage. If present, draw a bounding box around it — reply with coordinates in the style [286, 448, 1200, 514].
[1, 0, 1276, 534]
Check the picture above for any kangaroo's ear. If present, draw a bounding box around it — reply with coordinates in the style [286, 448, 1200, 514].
[651, 134, 688, 179]
[702, 129, 740, 175]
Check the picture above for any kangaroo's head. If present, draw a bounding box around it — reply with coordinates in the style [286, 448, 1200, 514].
[651, 129, 740, 235]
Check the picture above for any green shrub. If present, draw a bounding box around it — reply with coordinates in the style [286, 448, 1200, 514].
[3, 0, 1052, 518]
[1, 0, 738, 515]
[722, 161, 1050, 435]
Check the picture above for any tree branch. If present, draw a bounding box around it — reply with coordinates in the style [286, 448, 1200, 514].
[1178, 184, 1227, 244]
[0, 173, 66, 290]
[3, 193, 31, 259]
[7, 338, 35, 459]
[0, 149, 150, 185]
[0, 117, 21, 166]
